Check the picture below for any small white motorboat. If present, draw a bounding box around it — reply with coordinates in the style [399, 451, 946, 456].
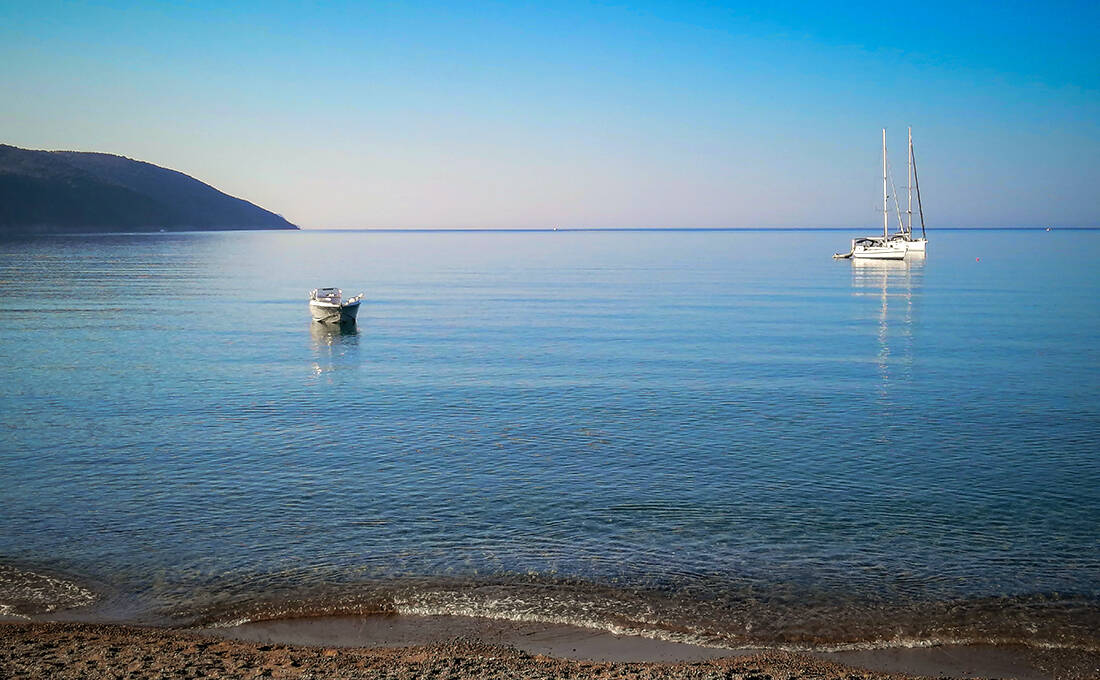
[309, 287, 363, 324]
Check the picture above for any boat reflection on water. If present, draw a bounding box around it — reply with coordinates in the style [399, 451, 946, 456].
[309, 321, 360, 376]
[310, 320, 360, 345]
[851, 254, 924, 400]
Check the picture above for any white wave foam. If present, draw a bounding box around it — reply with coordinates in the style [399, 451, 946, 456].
[388, 588, 1100, 654]
[209, 617, 255, 628]
[0, 603, 30, 620]
[201, 582, 1100, 655]
[392, 590, 741, 650]
[0, 564, 97, 617]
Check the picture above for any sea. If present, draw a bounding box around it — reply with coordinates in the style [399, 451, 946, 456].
[0, 228, 1097, 653]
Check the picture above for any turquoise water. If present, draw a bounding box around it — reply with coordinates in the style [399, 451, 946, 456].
[1, 229, 1097, 649]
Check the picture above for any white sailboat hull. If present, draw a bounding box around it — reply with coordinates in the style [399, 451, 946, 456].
[852, 239, 907, 260]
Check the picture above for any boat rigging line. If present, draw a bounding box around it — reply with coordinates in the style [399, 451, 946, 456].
[888, 160, 905, 233]
[912, 143, 927, 239]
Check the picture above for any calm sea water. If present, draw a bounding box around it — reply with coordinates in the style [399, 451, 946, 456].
[1, 229, 1097, 650]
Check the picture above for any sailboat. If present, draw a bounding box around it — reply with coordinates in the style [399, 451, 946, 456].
[889, 127, 928, 252]
[835, 129, 927, 259]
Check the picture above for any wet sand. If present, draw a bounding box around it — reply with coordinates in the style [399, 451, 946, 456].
[5, 617, 1097, 679]
[204, 614, 745, 663]
[0, 620, 899, 680]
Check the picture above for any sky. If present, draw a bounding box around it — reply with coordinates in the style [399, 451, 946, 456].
[2, 0, 1098, 228]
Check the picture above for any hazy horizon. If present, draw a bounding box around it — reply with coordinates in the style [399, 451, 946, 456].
[3, 1, 1097, 229]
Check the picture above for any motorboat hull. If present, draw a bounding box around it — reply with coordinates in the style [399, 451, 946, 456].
[310, 300, 361, 324]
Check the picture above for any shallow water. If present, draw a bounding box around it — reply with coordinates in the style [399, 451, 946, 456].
[0, 229, 1097, 649]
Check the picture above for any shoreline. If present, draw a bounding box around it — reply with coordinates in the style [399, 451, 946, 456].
[205, 613, 1098, 679]
[3, 562, 1098, 678]
[0, 621, 959, 680]
[4, 617, 1098, 680]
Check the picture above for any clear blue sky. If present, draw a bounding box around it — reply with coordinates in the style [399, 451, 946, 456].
[2, 1, 1097, 227]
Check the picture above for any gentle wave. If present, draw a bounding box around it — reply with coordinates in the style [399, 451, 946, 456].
[181, 577, 1100, 653]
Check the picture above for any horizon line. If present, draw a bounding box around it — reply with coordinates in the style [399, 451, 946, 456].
[296, 226, 1098, 233]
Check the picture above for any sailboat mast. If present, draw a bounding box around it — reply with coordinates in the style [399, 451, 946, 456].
[882, 128, 888, 240]
[907, 127, 913, 235]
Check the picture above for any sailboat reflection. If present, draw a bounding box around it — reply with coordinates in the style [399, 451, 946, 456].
[851, 255, 924, 398]
[309, 321, 360, 375]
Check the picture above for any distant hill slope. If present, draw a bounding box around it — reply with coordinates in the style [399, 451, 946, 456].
[0, 144, 297, 233]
